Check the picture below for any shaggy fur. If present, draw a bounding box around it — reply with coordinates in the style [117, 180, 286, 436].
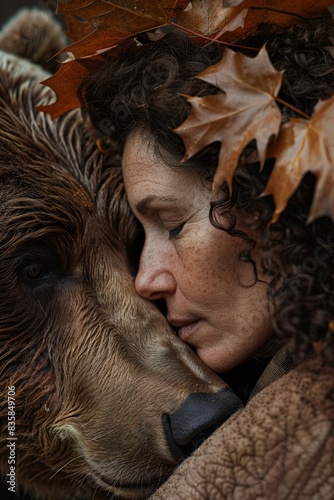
[0, 8, 66, 74]
[0, 10, 229, 499]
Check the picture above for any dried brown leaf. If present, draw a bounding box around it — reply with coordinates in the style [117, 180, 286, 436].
[57, 0, 182, 58]
[211, 9, 247, 40]
[264, 95, 334, 223]
[41, 0, 333, 118]
[218, 0, 334, 42]
[174, 46, 282, 191]
[222, 0, 244, 6]
[176, 0, 246, 36]
[65, 14, 95, 43]
[37, 56, 104, 118]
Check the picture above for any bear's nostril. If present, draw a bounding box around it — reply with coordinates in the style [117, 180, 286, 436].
[162, 387, 243, 461]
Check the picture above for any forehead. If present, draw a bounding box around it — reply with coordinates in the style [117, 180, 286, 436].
[122, 131, 170, 182]
[122, 131, 206, 206]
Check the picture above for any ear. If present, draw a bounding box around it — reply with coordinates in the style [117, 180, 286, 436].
[0, 8, 67, 73]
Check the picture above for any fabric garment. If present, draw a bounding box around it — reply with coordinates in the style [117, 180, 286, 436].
[152, 352, 334, 499]
[249, 340, 308, 400]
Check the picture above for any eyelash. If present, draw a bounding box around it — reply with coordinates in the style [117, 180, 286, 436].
[168, 224, 184, 240]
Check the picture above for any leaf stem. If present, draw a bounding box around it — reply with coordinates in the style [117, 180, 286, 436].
[171, 21, 311, 120]
[275, 96, 311, 120]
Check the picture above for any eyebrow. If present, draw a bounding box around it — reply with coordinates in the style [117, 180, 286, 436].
[136, 195, 177, 215]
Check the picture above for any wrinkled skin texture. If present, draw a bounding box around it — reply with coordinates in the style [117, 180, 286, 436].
[0, 10, 229, 500]
[152, 356, 334, 499]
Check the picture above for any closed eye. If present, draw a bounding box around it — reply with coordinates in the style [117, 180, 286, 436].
[168, 224, 184, 240]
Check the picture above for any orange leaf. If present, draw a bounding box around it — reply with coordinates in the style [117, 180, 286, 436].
[37, 56, 104, 119]
[222, 0, 244, 5]
[65, 14, 96, 43]
[264, 95, 334, 223]
[57, 0, 182, 58]
[174, 46, 282, 191]
[40, 0, 333, 118]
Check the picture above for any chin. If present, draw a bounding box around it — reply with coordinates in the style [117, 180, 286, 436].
[197, 346, 256, 374]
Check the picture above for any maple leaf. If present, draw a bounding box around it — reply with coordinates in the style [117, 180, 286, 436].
[57, 0, 184, 59]
[215, 0, 334, 42]
[40, 0, 334, 119]
[264, 95, 334, 223]
[176, 0, 247, 37]
[174, 46, 283, 191]
[37, 55, 105, 118]
[222, 0, 244, 5]
[65, 13, 97, 43]
[39, 0, 192, 118]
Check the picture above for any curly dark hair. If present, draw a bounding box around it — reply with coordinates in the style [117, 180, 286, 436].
[82, 16, 334, 365]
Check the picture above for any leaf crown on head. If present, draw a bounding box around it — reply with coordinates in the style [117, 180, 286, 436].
[40, 1, 334, 224]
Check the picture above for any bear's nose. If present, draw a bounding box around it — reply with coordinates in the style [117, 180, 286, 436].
[162, 387, 243, 460]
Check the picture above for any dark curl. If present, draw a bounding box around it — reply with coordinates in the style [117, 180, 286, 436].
[82, 17, 334, 365]
[82, 32, 224, 165]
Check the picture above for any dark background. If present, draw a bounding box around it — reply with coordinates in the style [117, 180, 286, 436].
[0, 1, 58, 27]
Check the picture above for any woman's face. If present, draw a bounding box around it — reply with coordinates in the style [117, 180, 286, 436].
[122, 132, 272, 372]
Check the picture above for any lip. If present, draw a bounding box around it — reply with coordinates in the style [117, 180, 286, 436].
[168, 318, 201, 342]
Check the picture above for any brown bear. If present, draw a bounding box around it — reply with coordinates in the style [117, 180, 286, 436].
[0, 9, 241, 500]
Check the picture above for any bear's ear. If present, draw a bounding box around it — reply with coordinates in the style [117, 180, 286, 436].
[0, 8, 67, 74]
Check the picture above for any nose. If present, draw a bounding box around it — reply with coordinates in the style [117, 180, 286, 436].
[162, 387, 243, 461]
[135, 245, 176, 300]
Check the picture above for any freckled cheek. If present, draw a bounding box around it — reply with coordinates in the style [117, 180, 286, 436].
[179, 242, 219, 292]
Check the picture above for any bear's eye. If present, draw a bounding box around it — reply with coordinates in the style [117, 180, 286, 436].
[22, 263, 47, 282]
[16, 241, 66, 289]
[19, 257, 59, 288]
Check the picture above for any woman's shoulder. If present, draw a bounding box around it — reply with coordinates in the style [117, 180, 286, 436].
[152, 354, 334, 499]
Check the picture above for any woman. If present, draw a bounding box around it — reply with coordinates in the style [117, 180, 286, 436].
[81, 15, 334, 405]
[72, 10, 334, 497]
